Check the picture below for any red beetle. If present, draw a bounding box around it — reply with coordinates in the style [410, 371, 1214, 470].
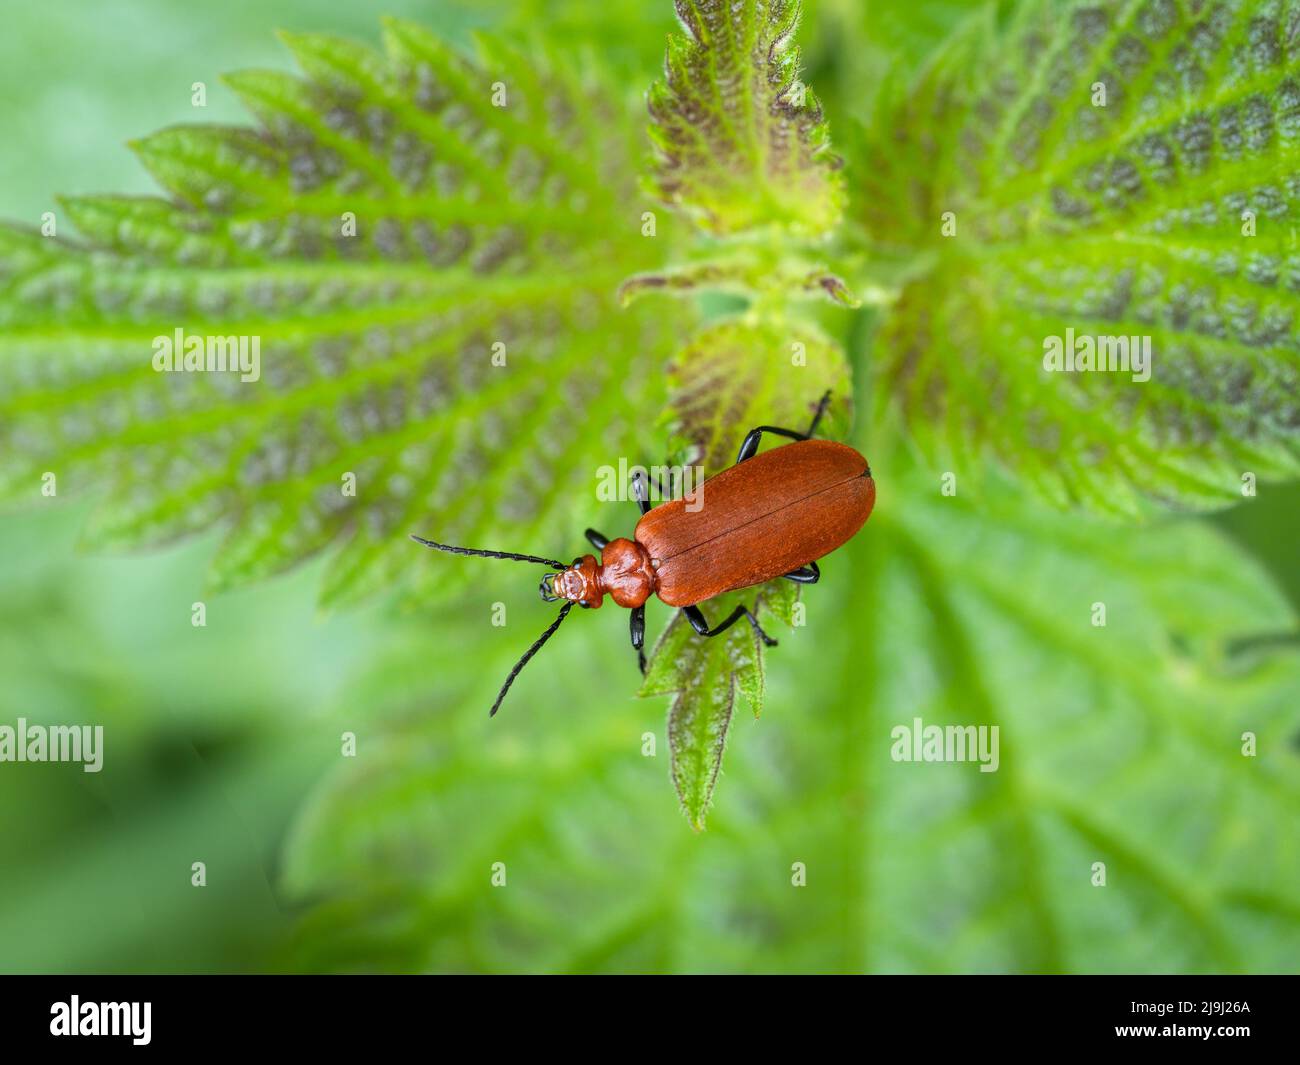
[412, 393, 875, 715]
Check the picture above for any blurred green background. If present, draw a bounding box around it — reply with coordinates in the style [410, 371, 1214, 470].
[1, 1, 1297, 974]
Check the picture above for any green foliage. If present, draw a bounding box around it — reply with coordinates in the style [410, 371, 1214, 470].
[858, 0, 1300, 513]
[636, 1, 857, 822]
[619, 254, 859, 309]
[641, 580, 796, 830]
[647, 0, 843, 235]
[278, 467, 1300, 971]
[663, 317, 852, 471]
[0, 21, 671, 606]
[2, 0, 1298, 879]
[0, 3, 859, 827]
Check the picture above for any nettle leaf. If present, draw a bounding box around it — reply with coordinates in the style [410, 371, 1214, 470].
[0, 21, 672, 605]
[857, 0, 1300, 514]
[640, 316, 851, 827]
[648, 0, 844, 235]
[663, 316, 852, 471]
[636, 0, 857, 825]
[642, 582, 798, 829]
[620, 253, 860, 307]
[278, 467, 1300, 971]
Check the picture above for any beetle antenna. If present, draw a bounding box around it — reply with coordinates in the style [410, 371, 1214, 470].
[490, 602, 574, 717]
[409, 534, 566, 570]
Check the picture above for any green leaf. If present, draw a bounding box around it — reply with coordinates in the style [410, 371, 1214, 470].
[631, 0, 859, 825]
[641, 583, 794, 829]
[662, 316, 852, 473]
[620, 255, 859, 307]
[636, 316, 850, 827]
[856, 0, 1300, 514]
[648, 0, 844, 235]
[277, 464, 1300, 970]
[0, 22, 672, 606]
[633, 0, 857, 825]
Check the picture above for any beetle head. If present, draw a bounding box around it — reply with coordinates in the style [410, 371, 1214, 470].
[539, 555, 602, 608]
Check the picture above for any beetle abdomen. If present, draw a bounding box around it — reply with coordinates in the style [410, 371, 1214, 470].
[635, 439, 874, 608]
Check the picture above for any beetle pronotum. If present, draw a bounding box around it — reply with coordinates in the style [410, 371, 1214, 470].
[412, 392, 875, 716]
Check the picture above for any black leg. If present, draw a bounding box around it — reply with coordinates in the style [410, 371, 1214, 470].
[585, 528, 609, 551]
[782, 561, 820, 584]
[682, 603, 778, 647]
[630, 605, 646, 674]
[736, 425, 805, 463]
[637, 462, 692, 505]
[631, 470, 651, 515]
[648, 461, 673, 500]
[805, 389, 832, 437]
[735, 390, 833, 464]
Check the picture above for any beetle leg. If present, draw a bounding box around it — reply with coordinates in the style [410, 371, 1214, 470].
[782, 561, 820, 584]
[805, 389, 832, 437]
[630, 605, 647, 674]
[585, 528, 610, 551]
[682, 604, 778, 647]
[735, 391, 835, 463]
[736, 425, 805, 464]
[646, 460, 672, 501]
[631, 469, 651, 515]
[636, 462, 687, 510]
